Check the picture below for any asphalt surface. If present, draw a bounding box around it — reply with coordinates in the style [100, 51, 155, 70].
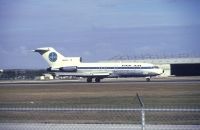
[0, 76, 200, 84]
[0, 123, 199, 130]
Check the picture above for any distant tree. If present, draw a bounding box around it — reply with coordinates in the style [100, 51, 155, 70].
[0, 69, 46, 80]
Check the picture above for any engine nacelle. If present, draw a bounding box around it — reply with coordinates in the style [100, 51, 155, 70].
[47, 67, 77, 72]
[59, 66, 77, 72]
[46, 67, 59, 72]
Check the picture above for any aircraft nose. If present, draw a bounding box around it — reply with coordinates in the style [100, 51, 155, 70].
[159, 69, 164, 74]
[157, 68, 164, 75]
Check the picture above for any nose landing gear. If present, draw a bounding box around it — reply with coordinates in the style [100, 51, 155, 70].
[145, 77, 151, 82]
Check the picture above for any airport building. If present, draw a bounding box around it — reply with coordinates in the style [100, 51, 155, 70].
[104, 57, 200, 77]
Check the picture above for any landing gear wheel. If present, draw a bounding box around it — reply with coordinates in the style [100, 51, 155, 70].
[95, 78, 101, 83]
[87, 78, 92, 83]
[146, 77, 150, 82]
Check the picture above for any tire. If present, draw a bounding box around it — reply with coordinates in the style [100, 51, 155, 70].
[146, 78, 150, 82]
[95, 78, 101, 83]
[87, 78, 92, 83]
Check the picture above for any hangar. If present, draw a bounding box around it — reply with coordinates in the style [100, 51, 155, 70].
[171, 63, 200, 76]
[105, 58, 200, 77]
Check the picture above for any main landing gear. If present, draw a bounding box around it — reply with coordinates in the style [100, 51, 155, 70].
[87, 78, 92, 83]
[95, 78, 101, 83]
[87, 78, 101, 83]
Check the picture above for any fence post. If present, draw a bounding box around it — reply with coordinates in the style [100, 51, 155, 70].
[137, 93, 145, 130]
[141, 108, 145, 130]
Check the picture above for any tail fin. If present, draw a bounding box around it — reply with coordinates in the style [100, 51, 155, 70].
[33, 47, 64, 68]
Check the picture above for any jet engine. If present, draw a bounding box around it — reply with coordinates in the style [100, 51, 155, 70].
[59, 66, 77, 72]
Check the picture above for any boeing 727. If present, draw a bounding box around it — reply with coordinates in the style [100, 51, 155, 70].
[33, 47, 164, 82]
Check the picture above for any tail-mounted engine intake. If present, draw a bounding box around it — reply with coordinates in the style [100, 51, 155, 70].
[46, 67, 59, 72]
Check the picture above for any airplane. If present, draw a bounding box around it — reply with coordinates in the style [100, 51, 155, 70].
[33, 47, 164, 82]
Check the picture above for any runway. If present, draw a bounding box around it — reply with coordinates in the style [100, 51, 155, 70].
[0, 76, 200, 85]
[0, 123, 199, 130]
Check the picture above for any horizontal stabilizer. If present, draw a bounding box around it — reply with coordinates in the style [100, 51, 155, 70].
[32, 47, 52, 53]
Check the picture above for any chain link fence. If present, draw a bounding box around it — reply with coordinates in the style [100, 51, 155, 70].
[0, 106, 200, 130]
[0, 94, 199, 130]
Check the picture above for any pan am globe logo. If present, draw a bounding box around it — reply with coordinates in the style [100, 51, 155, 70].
[49, 52, 57, 62]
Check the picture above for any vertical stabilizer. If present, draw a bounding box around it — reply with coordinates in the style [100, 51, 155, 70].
[33, 47, 64, 68]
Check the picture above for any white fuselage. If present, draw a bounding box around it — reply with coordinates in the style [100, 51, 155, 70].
[62, 62, 163, 78]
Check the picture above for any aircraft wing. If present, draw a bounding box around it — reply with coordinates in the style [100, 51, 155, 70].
[54, 72, 111, 78]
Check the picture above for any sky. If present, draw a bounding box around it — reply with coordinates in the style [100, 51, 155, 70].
[0, 0, 200, 69]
